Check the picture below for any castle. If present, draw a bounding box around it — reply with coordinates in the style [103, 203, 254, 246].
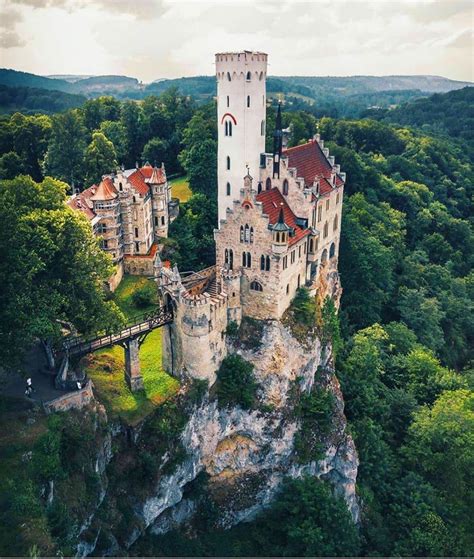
[158, 51, 345, 384]
[68, 162, 176, 287]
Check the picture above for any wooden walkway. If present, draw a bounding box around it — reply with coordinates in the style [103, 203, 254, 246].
[63, 305, 174, 357]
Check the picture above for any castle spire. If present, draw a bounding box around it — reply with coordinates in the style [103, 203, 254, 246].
[273, 101, 283, 179]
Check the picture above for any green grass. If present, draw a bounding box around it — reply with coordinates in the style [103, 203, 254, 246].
[85, 275, 179, 424]
[170, 176, 192, 202]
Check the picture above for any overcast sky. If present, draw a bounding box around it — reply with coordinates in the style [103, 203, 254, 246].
[0, 0, 472, 82]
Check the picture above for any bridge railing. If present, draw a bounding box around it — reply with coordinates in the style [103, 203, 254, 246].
[63, 305, 174, 355]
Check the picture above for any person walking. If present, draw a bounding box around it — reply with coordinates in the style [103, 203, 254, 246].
[25, 377, 34, 398]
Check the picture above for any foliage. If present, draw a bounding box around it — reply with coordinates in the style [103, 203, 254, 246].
[283, 287, 317, 341]
[294, 386, 335, 463]
[83, 131, 117, 185]
[225, 320, 239, 337]
[131, 280, 157, 309]
[0, 175, 124, 369]
[215, 354, 257, 409]
[0, 84, 85, 114]
[320, 296, 343, 359]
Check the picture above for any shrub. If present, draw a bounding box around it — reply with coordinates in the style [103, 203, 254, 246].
[237, 317, 265, 350]
[131, 281, 156, 308]
[225, 320, 239, 338]
[294, 386, 335, 463]
[283, 287, 317, 342]
[320, 296, 343, 359]
[215, 354, 257, 409]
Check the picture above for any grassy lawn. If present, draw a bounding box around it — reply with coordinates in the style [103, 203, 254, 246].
[170, 175, 192, 202]
[85, 275, 179, 425]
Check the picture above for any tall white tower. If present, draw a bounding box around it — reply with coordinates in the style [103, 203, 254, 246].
[216, 51, 268, 224]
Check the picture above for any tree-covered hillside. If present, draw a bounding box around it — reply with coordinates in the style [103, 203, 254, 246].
[0, 84, 86, 114]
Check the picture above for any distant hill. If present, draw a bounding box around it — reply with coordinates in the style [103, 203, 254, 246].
[0, 69, 74, 92]
[0, 84, 86, 114]
[368, 86, 474, 150]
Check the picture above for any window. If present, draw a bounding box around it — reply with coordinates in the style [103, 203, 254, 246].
[309, 238, 314, 252]
[265, 177, 272, 190]
[247, 95, 250, 108]
[225, 121, 228, 136]
[134, 227, 139, 238]
[297, 274, 301, 288]
[246, 71, 251, 81]
[286, 284, 289, 294]
[161, 216, 165, 225]
[326, 199, 330, 211]
[225, 248, 234, 270]
[133, 196, 136, 203]
[103, 239, 108, 249]
[227, 156, 231, 170]
[312, 208, 316, 227]
[323, 222, 328, 238]
[226, 182, 231, 196]
[261, 120, 265, 136]
[321, 249, 328, 263]
[240, 225, 244, 242]
[336, 192, 340, 205]
[227, 72, 231, 81]
[257, 182, 262, 194]
[135, 242, 140, 252]
[283, 255, 288, 270]
[329, 242, 336, 259]
[265, 255, 270, 271]
[250, 281, 263, 292]
[299, 245, 302, 258]
[242, 251, 251, 268]
[244, 224, 250, 243]
[154, 216, 158, 226]
[291, 250, 295, 264]
[318, 205, 322, 222]
[333, 214, 338, 231]
[227, 95, 230, 107]
[119, 182, 123, 192]
[260, 255, 265, 271]
[250, 227, 254, 243]
[283, 179, 289, 196]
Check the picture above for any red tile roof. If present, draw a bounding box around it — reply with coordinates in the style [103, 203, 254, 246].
[128, 170, 150, 196]
[284, 139, 343, 195]
[90, 177, 118, 201]
[256, 187, 310, 246]
[140, 164, 166, 184]
[67, 186, 97, 221]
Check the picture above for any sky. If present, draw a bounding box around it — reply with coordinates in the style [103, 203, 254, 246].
[0, 0, 472, 83]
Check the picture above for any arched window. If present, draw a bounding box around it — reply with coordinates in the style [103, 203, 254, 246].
[226, 182, 231, 196]
[250, 281, 263, 292]
[321, 249, 328, 263]
[225, 121, 228, 136]
[246, 71, 251, 81]
[260, 255, 265, 271]
[247, 95, 250, 108]
[242, 251, 251, 268]
[265, 177, 272, 190]
[244, 224, 249, 243]
[250, 227, 254, 243]
[265, 256, 270, 271]
[283, 179, 289, 196]
[228, 121, 232, 136]
[119, 182, 123, 191]
[323, 222, 328, 238]
[227, 156, 231, 170]
[261, 120, 265, 136]
[297, 274, 301, 288]
[240, 225, 244, 242]
[309, 238, 314, 252]
[227, 72, 231, 81]
[257, 182, 262, 194]
[229, 249, 233, 270]
[329, 242, 336, 259]
[225, 248, 228, 263]
[333, 214, 338, 231]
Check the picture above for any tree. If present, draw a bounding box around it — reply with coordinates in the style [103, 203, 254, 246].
[259, 477, 360, 556]
[83, 131, 117, 186]
[215, 354, 257, 409]
[9, 113, 51, 181]
[43, 110, 87, 186]
[0, 175, 124, 369]
[99, 120, 127, 165]
[142, 137, 169, 168]
[0, 151, 24, 179]
[120, 101, 143, 167]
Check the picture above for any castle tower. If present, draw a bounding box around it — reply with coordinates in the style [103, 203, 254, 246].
[216, 51, 268, 224]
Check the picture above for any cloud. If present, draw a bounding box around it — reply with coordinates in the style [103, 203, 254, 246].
[0, 29, 26, 48]
[446, 29, 473, 49]
[6, 0, 67, 7]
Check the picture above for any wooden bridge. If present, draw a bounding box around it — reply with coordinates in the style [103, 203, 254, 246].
[58, 305, 174, 392]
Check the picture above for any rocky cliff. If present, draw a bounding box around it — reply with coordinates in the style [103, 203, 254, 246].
[77, 319, 358, 556]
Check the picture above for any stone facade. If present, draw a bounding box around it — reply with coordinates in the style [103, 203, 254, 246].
[157, 51, 345, 384]
[68, 163, 174, 276]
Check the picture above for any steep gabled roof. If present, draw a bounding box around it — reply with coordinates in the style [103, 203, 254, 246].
[256, 187, 310, 246]
[67, 187, 96, 221]
[90, 177, 118, 201]
[284, 139, 343, 194]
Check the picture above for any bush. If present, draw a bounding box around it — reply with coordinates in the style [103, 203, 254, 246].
[131, 282, 156, 308]
[283, 287, 317, 342]
[215, 354, 257, 409]
[294, 386, 335, 463]
[237, 317, 265, 350]
[225, 320, 239, 337]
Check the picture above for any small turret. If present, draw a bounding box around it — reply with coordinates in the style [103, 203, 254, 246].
[271, 204, 291, 254]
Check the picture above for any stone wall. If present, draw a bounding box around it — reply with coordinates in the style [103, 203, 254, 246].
[44, 380, 94, 414]
[107, 260, 124, 292]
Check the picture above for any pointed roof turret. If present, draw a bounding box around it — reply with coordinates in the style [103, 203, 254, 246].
[150, 165, 164, 185]
[272, 203, 291, 232]
[90, 177, 118, 201]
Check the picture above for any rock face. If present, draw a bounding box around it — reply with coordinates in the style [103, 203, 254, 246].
[143, 321, 358, 537]
[78, 320, 359, 555]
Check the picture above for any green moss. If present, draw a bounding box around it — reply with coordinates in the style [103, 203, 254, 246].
[112, 274, 157, 319]
[170, 176, 192, 202]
